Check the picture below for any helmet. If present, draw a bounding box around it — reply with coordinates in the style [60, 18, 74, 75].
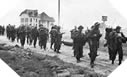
[94, 22, 100, 27]
[78, 25, 84, 30]
[116, 26, 121, 29]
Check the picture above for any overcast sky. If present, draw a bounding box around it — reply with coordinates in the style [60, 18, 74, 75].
[0, 0, 127, 30]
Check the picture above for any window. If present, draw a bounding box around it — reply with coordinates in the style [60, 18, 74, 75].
[25, 18, 28, 22]
[21, 18, 24, 22]
[30, 18, 32, 22]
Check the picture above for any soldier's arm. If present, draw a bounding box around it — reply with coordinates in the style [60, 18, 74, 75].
[121, 32, 126, 38]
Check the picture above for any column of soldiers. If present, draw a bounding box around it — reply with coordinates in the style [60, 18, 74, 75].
[6, 24, 64, 53]
[70, 22, 127, 68]
[4, 22, 127, 68]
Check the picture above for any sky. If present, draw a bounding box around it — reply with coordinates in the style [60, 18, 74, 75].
[0, 0, 127, 30]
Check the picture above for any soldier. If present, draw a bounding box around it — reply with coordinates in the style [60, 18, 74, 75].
[6, 24, 11, 40]
[87, 22, 102, 67]
[112, 26, 126, 65]
[31, 26, 38, 48]
[38, 25, 49, 50]
[73, 25, 86, 63]
[54, 26, 64, 53]
[50, 26, 57, 49]
[18, 25, 26, 47]
[104, 27, 113, 60]
[16, 27, 20, 43]
[26, 26, 32, 45]
[2, 26, 5, 35]
[70, 26, 78, 56]
[0, 25, 2, 35]
[10, 25, 16, 42]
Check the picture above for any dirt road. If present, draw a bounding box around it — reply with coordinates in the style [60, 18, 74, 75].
[0, 36, 123, 76]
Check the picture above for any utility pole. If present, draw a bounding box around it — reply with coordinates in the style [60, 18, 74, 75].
[58, 0, 60, 26]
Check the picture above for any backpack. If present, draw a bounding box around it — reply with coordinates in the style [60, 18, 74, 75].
[71, 30, 79, 39]
[38, 27, 48, 40]
[50, 29, 57, 38]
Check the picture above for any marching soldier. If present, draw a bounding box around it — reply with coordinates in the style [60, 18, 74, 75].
[18, 25, 26, 47]
[2, 26, 5, 35]
[54, 26, 64, 53]
[31, 26, 38, 48]
[73, 25, 86, 63]
[50, 26, 57, 49]
[112, 26, 126, 65]
[70, 26, 78, 56]
[38, 25, 49, 50]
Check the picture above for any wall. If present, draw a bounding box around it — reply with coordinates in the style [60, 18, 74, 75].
[20, 14, 40, 27]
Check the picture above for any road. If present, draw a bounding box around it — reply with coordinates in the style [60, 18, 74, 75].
[0, 35, 123, 76]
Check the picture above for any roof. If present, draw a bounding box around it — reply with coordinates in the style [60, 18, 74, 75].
[39, 12, 55, 22]
[20, 9, 38, 17]
[20, 9, 55, 22]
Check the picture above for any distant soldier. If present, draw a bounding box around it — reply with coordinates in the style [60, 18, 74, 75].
[0, 25, 2, 35]
[6, 24, 11, 40]
[10, 25, 16, 42]
[50, 26, 57, 49]
[38, 25, 49, 50]
[18, 25, 26, 47]
[70, 26, 78, 56]
[31, 26, 38, 48]
[73, 25, 86, 63]
[2, 26, 5, 35]
[54, 26, 64, 53]
[26, 26, 32, 45]
[16, 27, 20, 43]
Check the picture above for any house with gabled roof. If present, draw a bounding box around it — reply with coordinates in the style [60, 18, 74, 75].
[19, 9, 55, 29]
[39, 12, 55, 29]
[20, 9, 39, 27]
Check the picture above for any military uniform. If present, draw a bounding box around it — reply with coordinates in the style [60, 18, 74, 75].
[18, 25, 26, 47]
[54, 26, 64, 53]
[73, 26, 86, 62]
[111, 26, 126, 65]
[87, 22, 102, 67]
[31, 27, 38, 48]
[50, 26, 57, 49]
[38, 26, 49, 50]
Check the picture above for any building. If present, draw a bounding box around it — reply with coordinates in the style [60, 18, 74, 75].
[19, 9, 39, 27]
[39, 12, 55, 30]
[19, 9, 55, 29]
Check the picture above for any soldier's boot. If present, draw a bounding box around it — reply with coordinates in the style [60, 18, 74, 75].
[50, 43, 53, 49]
[33, 39, 37, 48]
[76, 58, 81, 63]
[90, 60, 95, 68]
[17, 38, 19, 43]
[50, 45, 52, 49]
[118, 60, 122, 65]
[40, 46, 42, 49]
[44, 47, 46, 50]
[56, 50, 61, 53]
[54, 49, 56, 52]
[34, 45, 36, 48]
[73, 50, 76, 57]
[112, 60, 114, 64]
